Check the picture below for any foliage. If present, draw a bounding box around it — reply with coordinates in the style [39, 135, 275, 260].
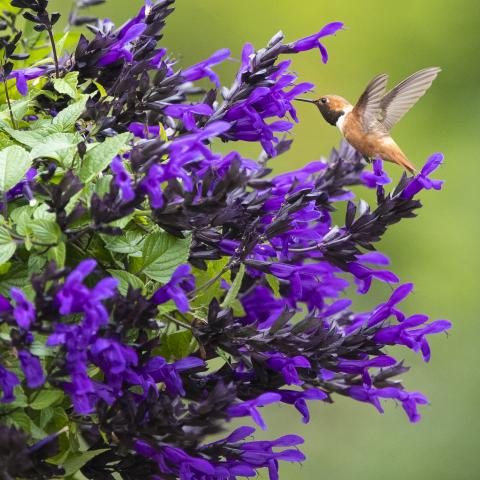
[0, 1, 449, 479]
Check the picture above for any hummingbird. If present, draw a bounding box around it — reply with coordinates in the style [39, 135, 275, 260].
[297, 67, 441, 173]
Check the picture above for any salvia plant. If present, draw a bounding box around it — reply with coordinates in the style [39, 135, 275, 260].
[0, 0, 450, 478]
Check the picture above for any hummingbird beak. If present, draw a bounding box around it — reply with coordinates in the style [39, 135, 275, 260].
[294, 98, 315, 104]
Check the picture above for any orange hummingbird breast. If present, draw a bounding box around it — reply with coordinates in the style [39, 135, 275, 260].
[342, 111, 381, 158]
[341, 112, 416, 172]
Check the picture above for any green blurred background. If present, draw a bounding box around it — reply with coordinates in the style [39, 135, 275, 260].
[52, 1, 480, 478]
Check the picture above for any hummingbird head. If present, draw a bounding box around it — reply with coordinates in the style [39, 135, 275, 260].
[296, 95, 352, 126]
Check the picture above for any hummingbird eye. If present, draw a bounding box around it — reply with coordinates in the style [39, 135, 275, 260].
[320, 97, 328, 104]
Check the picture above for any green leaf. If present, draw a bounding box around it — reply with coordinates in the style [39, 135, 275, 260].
[30, 421, 48, 440]
[9, 411, 31, 432]
[30, 389, 64, 410]
[1, 126, 52, 148]
[107, 269, 144, 296]
[53, 72, 79, 99]
[0, 145, 31, 191]
[139, 231, 192, 283]
[103, 230, 144, 255]
[92, 80, 107, 98]
[221, 263, 245, 308]
[30, 132, 79, 167]
[11, 93, 36, 123]
[28, 254, 47, 275]
[158, 301, 177, 315]
[30, 219, 61, 244]
[265, 274, 281, 297]
[0, 131, 17, 149]
[39, 406, 55, 429]
[0, 226, 16, 265]
[62, 449, 109, 477]
[191, 258, 229, 309]
[0, 262, 29, 297]
[163, 330, 195, 361]
[52, 96, 88, 133]
[56, 32, 71, 57]
[79, 132, 131, 183]
[47, 241, 66, 267]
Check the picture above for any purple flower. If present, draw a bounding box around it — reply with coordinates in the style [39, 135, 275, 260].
[277, 388, 327, 423]
[10, 288, 35, 330]
[128, 122, 160, 139]
[7, 67, 46, 96]
[374, 315, 452, 361]
[182, 48, 231, 87]
[0, 295, 11, 313]
[349, 386, 429, 423]
[266, 353, 311, 385]
[111, 156, 135, 202]
[18, 351, 45, 389]
[6, 168, 37, 203]
[55, 260, 118, 331]
[0, 365, 19, 403]
[402, 153, 444, 199]
[90, 338, 139, 393]
[288, 22, 344, 62]
[227, 393, 282, 430]
[98, 23, 147, 66]
[141, 164, 166, 209]
[164, 103, 214, 131]
[361, 158, 392, 198]
[349, 262, 399, 294]
[142, 355, 204, 396]
[338, 355, 396, 386]
[151, 264, 195, 313]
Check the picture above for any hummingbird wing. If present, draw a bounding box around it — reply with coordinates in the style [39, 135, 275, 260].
[378, 67, 441, 131]
[353, 73, 389, 132]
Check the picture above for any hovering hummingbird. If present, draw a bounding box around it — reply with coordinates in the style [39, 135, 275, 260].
[297, 67, 441, 173]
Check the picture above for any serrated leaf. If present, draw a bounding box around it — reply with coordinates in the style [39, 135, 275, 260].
[0, 145, 31, 191]
[103, 230, 144, 255]
[30, 132, 79, 167]
[53, 72, 79, 99]
[30, 389, 64, 410]
[1, 126, 50, 147]
[79, 132, 131, 183]
[11, 94, 36, 123]
[30, 219, 61, 244]
[52, 96, 88, 133]
[0, 131, 17, 149]
[0, 226, 16, 264]
[28, 254, 47, 275]
[139, 231, 191, 283]
[62, 449, 109, 476]
[107, 269, 144, 296]
[221, 263, 245, 308]
[0, 262, 28, 297]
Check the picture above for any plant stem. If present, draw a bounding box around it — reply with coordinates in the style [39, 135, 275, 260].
[163, 312, 193, 330]
[1, 65, 16, 129]
[188, 259, 238, 299]
[47, 28, 60, 78]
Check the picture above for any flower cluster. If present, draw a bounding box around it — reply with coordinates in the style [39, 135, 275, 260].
[0, 1, 449, 479]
